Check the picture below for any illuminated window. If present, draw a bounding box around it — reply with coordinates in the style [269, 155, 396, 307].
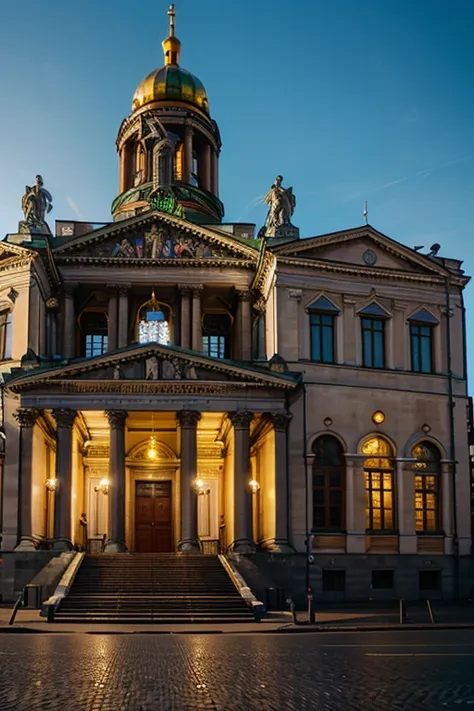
[362, 436, 394, 531]
[412, 441, 440, 532]
[80, 311, 108, 358]
[137, 292, 171, 345]
[308, 296, 339, 364]
[202, 312, 231, 359]
[312, 435, 345, 531]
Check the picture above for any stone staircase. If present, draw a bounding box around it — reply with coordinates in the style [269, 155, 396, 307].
[53, 554, 256, 623]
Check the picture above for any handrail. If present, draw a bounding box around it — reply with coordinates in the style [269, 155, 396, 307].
[426, 599, 435, 623]
[8, 592, 23, 626]
[41, 551, 85, 621]
[218, 554, 265, 619]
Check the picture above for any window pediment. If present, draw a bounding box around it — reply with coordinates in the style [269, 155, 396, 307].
[307, 295, 340, 313]
[359, 302, 390, 317]
[408, 308, 438, 324]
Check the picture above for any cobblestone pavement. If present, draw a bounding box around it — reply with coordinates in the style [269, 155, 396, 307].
[2, 629, 474, 710]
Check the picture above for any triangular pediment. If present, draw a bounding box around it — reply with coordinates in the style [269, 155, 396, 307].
[6, 343, 297, 391]
[271, 225, 450, 277]
[0, 241, 35, 268]
[53, 210, 259, 263]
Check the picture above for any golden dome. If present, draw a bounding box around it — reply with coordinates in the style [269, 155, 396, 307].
[132, 4, 209, 116]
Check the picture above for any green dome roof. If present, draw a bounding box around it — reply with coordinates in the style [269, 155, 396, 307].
[132, 65, 209, 115]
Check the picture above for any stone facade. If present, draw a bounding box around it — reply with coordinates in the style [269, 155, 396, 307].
[0, 9, 471, 603]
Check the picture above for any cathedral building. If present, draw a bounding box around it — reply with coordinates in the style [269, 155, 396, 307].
[0, 6, 471, 603]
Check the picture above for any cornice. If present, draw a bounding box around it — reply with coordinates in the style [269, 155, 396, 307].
[276, 256, 466, 287]
[9, 379, 292, 395]
[54, 256, 256, 270]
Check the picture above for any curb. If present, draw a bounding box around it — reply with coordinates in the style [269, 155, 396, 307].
[2, 622, 474, 635]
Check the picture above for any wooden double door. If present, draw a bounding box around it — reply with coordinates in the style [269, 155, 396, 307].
[135, 480, 173, 553]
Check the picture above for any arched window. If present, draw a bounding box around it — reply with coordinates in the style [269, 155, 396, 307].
[136, 292, 171, 345]
[362, 436, 394, 531]
[412, 441, 441, 532]
[79, 310, 108, 358]
[312, 435, 345, 531]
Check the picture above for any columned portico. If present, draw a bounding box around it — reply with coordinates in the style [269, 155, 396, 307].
[52, 408, 77, 550]
[177, 410, 201, 552]
[230, 410, 254, 552]
[104, 410, 128, 552]
[14, 407, 41, 550]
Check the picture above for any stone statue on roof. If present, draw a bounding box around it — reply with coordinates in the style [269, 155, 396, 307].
[20, 175, 53, 235]
[263, 175, 299, 240]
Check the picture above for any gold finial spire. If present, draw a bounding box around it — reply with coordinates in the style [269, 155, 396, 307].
[162, 3, 181, 65]
[168, 4, 175, 36]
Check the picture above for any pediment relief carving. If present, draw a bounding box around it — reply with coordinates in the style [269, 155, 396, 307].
[127, 439, 177, 461]
[53, 213, 258, 263]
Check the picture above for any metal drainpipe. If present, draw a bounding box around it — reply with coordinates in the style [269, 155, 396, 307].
[300, 373, 310, 600]
[445, 278, 459, 599]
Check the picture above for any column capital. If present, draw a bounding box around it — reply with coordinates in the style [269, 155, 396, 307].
[287, 288, 303, 301]
[190, 284, 204, 297]
[178, 284, 192, 295]
[236, 289, 252, 302]
[118, 284, 131, 296]
[229, 410, 254, 428]
[14, 407, 41, 428]
[252, 296, 266, 314]
[52, 408, 77, 429]
[177, 410, 201, 428]
[268, 412, 293, 431]
[63, 284, 77, 298]
[45, 297, 60, 311]
[105, 410, 128, 429]
[106, 283, 121, 290]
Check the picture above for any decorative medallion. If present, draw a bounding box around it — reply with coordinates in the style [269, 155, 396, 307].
[363, 249, 377, 266]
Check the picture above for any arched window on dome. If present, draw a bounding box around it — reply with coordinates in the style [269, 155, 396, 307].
[134, 143, 145, 186]
[412, 441, 441, 532]
[136, 292, 171, 345]
[190, 151, 199, 187]
[312, 436, 345, 531]
[362, 436, 395, 531]
[79, 309, 108, 358]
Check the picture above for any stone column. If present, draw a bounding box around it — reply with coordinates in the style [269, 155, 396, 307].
[441, 461, 454, 554]
[269, 413, 293, 552]
[201, 144, 211, 191]
[397, 459, 417, 554]
[63, 285, 76, 359]
[179, 285, 191, 349]
[117, 285, 130, 348]
[211, 148, 219, 196]
[104, 410, 128, 553]
[184, 124, 193, 184]
[46, 298, 59, 356]
[177, 410, 201, 552]
[346, 456, 366, 553]
[107, 286, 118, 352]
[14, 408, 41, 550]
[236, 290, 252, 360]
[191, 285, 203, 351]
[52, 409, 77, 549]
[253, 299, 267, 361]
[230, 411, 254, 552]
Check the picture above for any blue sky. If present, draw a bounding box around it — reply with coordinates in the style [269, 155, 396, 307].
[1, 0, 473, 374]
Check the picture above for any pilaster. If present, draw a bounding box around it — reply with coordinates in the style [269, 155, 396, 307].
[191, 284, 203, 351]
[265, 413, 294, 553]
[117, 285, 130, 349]
[178, 285, 192, 349]
[230, 410, 254, 552]
[63, 285, 76, 359]
[104, 410, 128, 553]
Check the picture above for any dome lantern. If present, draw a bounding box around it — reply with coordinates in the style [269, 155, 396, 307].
[162, 4, 181, 66]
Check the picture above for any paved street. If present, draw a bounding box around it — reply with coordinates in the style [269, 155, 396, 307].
[1, 629, 474, 710]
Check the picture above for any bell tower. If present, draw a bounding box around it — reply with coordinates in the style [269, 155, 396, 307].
[112, 4, 224, 225]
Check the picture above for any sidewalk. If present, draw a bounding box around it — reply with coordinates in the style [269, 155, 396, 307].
[2, 607, 474, 634]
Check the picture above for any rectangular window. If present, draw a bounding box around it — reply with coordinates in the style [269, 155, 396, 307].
[419, 570, 441, 591]
[310, 313, 335, 363]
[85, 333, 108, 358]
[361, 317, 385, 368]
[411, 324, 433, 373]
[415, 474, 439, 532]
[0, 310, 12, 360]
[202, 334, 226, 359]
[322, 569, 346, 592]
[371, 569, 394, 590]
[365, 469, 394, 531]
[312, 467, 344, 530]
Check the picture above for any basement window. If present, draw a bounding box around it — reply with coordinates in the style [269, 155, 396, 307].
[371, 569, 394, 590]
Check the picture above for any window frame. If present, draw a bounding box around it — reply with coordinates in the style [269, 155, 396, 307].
[79, 309, 108, 358]
[0, 309, 13, 360]
[307, 297, 339, 365]
[413, 442, 441, 533]
[201, 310, 232, 360]
[361, 316, 386, 369]
[410, 322, 434, 374]
[311, 436, 345, 532]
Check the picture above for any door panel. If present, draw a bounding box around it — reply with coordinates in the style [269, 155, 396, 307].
[135, 480, 173, 552]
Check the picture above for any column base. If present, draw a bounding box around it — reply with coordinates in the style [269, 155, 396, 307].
[178, 538, 201, 553]
[14, 536, 37, 551]
[52, 538, 74, 551]
[103, 539, 128, 553]
[230, 538, 256, 554]
[260, 539, 295, 554]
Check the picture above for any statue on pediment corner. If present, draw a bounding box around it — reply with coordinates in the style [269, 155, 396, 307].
[20, 175, 53, 235]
